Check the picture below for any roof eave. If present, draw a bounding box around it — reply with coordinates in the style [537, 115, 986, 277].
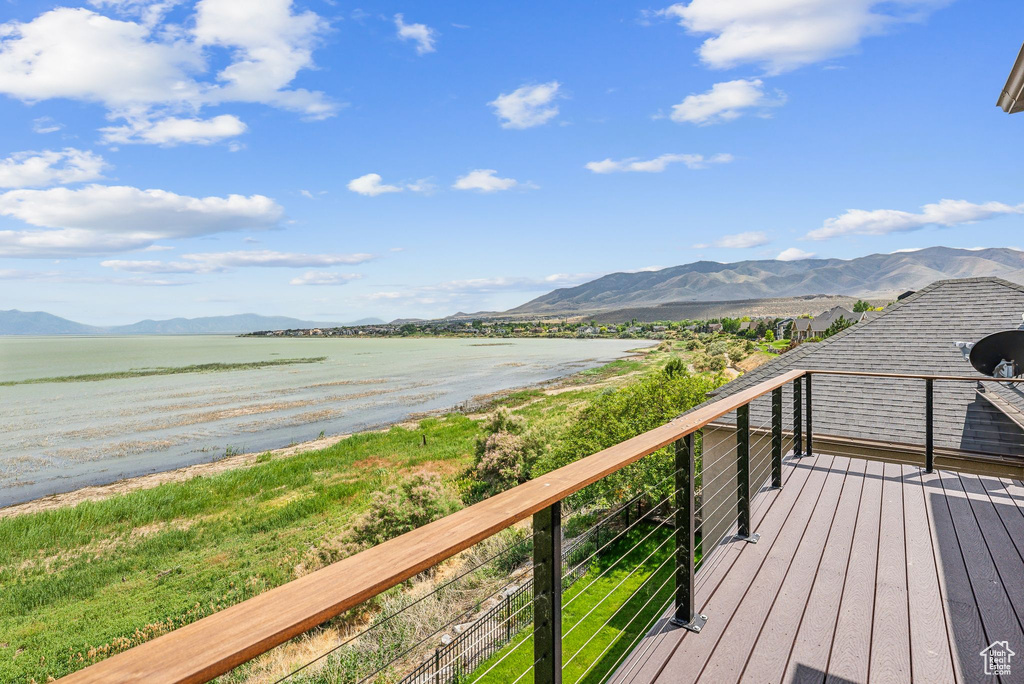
[998, 42, 1024, 113]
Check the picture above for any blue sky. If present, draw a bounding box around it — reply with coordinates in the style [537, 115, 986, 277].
[0, 0, 1021, 324]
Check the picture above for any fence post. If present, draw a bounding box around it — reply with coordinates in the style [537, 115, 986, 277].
[736, 405, 758, 543]
[772, 387, 783, 488]
[805, 373, 813, 458]
[925, 378, 934, 473]
[533, 502, 561, 684]
[793, 377, 803, 456]
[671, 433, 706, 632]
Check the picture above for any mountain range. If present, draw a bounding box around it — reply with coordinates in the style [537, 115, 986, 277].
[510, 247, 1024, 314]
[7, 247, 1024, 333]
[0, 311, 385, 336]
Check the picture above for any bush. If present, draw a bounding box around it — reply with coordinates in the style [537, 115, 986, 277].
[707, 340, 728, 357]
[533, 372, 722, 506]
[664, 356, 686, 378]
[465, 408, 544, 501]
[685, 338, 703, 351]
[351, 474, 460, 547]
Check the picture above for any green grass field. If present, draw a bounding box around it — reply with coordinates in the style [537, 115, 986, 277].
[472, 524, 675, 684]
[0, 416, 477, 683]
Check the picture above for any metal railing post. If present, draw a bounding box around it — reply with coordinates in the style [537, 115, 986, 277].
[805, 373, 813, 458]
[533, 502, 561, 684]
[771, 387, 783, 487]
[925, 378, 934, 473]
[736, 405, 758, 543]
[671, 433, 706, 632]
[793, 378, 803, 456]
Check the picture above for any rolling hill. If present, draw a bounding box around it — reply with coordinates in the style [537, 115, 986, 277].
[509, 247, 1024, 314]
[0, 311, 384, 335]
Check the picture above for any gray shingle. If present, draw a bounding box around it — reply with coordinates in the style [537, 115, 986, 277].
[694, 277, 1024, 456]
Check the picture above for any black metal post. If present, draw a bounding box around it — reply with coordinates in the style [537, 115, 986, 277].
[533, 502, 561, 684]
[671, 434, 706, 632]
[793, 378, 803, 456]
[771, 387, 783, 487]
[805, 373, 813, 458]
[925, 378, 934, 473]
[736, 405, 758, 543]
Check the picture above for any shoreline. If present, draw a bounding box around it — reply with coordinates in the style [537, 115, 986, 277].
[0, 343, 657, 519]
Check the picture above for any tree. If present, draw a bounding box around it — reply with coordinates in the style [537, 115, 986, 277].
[853, 299, 871, 313]
[784, 321, 794, 339]
[822, 315, 855, 339]
[533, 372, 722, 506]
[765, 329, 775, 343]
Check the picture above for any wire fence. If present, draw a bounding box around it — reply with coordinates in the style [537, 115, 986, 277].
[396, 503, 631, 684]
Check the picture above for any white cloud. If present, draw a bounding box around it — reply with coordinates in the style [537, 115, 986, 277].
[655, 0, 950, 74]
[586, 152, 732, 173]
[32, 117, 63, 134]
[0, 267, 187, 286]
[694, 231, 769, 249]
[102, 250, 375, 273]
[670, 79, 784, 124]
[0, 184, 282, 257]
[489, 82, 561, 129]
[452, 169, 520, 193]
[347, 173, 404, 197]
[100, 114, 247, 145]
[0, 2, 334, 145]
[0, 149, 107, 188]
[290, 271, 363, 286]
[777, 247, 816, 261]
[394, 14, 437, 55]
[806, 199, 1024, 240]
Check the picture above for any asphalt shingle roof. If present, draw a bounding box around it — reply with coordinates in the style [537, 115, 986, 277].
[701, 277, 1024, 456]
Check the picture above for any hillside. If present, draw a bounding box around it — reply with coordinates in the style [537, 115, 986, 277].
[510, 247, 1024, 314]
[0, 310, 102, 335]
[0, 312, 380, 335]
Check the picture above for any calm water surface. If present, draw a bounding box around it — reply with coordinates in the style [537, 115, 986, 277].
[0, 336, 648, 506]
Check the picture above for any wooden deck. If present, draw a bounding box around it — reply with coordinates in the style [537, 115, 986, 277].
[612, 452, 1024, 684]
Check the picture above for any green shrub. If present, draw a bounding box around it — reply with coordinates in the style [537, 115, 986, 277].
[463, 408, 544, 502]
[351, 474, 460, 547]
[663, 357, 686, 378]
[534, 372, 722, 506]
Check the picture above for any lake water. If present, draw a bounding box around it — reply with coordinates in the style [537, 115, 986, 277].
[0, 336, 647, 506]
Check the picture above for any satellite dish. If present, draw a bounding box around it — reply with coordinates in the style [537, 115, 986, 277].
[968, 330, 1024, 377]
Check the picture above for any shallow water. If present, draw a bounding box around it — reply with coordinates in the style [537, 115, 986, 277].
[0, 336, 647, 506]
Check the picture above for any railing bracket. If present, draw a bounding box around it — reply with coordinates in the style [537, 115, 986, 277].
[671, 612, 708, 633]
[737, 532, 760, 544]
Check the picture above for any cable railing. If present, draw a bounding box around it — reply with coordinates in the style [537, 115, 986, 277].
[56, 367, 1024, 684]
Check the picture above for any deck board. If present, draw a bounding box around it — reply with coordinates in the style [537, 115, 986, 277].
[656, 454, 837, 684]
[868, 461, 912, 683]
[902, 465, 955, 684]
[734, 456, 860, 684]
[776, 458, 867, 684]
[610, 453, 826, 684]
[825, 458, 883, 684]
[612, 455, 1024, 684]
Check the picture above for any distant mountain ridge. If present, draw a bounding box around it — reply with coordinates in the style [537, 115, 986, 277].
[0, 311, 385, 336]
[510, 247, 1024, 314]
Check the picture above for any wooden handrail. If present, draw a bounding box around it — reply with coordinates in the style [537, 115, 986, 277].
[806, 369, 1024, 382]
[59, 370, 805, 683]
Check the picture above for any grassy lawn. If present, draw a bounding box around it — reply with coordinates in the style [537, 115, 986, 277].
[0, 416, 478, 683]
[471, 524, 675, 684]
